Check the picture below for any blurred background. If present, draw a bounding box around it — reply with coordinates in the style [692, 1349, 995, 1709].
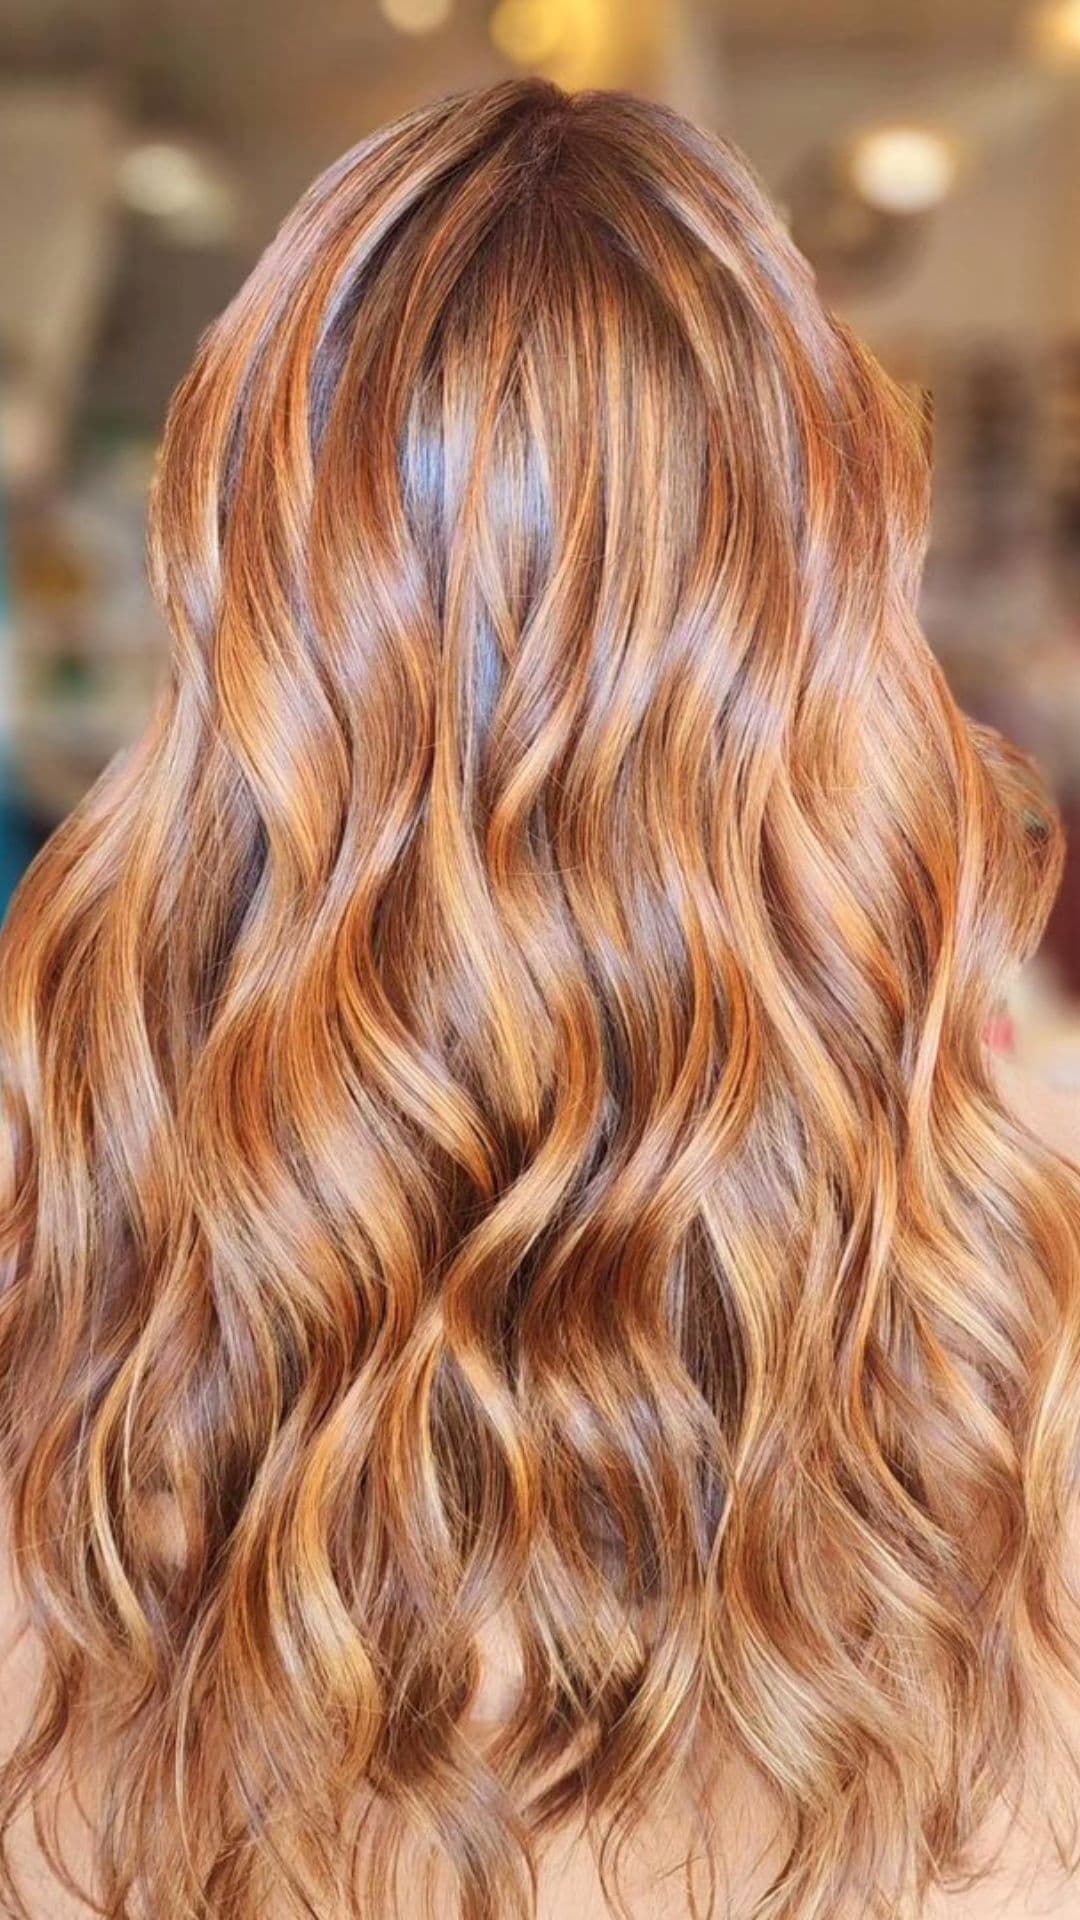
[1, 0, 1079, 1081]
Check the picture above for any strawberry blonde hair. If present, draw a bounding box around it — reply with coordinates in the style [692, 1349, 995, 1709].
[2, 76, 1080, 1920]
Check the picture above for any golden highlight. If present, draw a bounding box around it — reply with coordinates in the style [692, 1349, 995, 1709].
[2, 76, 1080, 1920]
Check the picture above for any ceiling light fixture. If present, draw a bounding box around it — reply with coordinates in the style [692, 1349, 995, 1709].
[489, 0, 565, 68]
[380, 0, 453, 33]
[1029, 0, 1080, 63]
[848, 127, 958, 217]
[117, 139, 238, 244]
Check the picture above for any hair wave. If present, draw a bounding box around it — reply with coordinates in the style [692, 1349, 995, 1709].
[2, 77, 1080, 1920]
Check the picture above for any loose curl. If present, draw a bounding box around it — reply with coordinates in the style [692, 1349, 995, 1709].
[2, 77, 1080, 1920]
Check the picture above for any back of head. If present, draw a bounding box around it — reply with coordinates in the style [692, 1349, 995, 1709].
[1, 75, 1079, 1920]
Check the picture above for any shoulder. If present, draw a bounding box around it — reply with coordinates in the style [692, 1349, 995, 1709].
[991, 1050, 1080, 1165]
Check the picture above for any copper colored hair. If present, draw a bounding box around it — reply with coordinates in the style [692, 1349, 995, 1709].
[2, 76, 1080, 1920]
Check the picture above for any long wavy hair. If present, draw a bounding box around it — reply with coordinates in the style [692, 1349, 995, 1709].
[2, 76, 1080, 1920]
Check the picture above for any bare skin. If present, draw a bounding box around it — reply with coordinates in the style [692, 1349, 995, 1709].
[1, 1057, 1078, 1920]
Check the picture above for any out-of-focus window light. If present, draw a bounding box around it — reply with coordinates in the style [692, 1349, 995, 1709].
[117, 139, 238, 245]
[848, 128, 958, 217]
[380, 0, 453, 32]
[1029, 0, 1080, 63]
[489, 0, 565, 68]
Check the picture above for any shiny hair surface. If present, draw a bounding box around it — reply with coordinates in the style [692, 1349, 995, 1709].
[2, 77, 1080, 1920]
